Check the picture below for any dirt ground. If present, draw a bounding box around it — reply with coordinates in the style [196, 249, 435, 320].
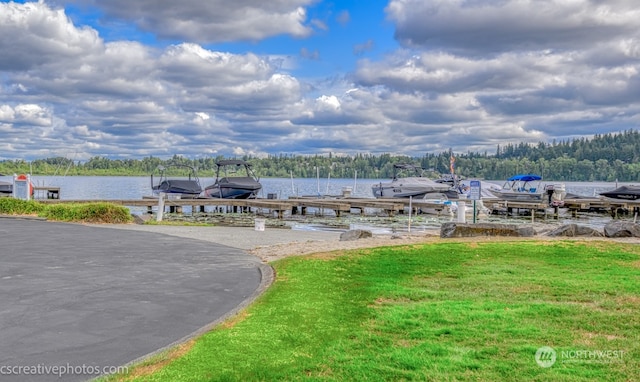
[247, 229, 640, 263]
[247, 232, 440, 262]
[96, 222, 640, 264]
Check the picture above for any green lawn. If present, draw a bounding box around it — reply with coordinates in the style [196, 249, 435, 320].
[110, 241, 640, 381]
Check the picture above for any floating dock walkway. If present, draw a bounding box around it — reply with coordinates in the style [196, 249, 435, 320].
[35, 195, 638, 222]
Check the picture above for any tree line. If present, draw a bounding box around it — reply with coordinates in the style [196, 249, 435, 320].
[1, 130, 639, 182]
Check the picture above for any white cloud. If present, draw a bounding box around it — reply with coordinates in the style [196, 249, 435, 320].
[66, 0, 314, 43]
[0, 104, 51, 126]
[386, 0, 640, 55]
[194, 112, 210, 121]
[0, 1, 101, 71]
[316, 95, 341, 111]
[0, 1, 638, 160]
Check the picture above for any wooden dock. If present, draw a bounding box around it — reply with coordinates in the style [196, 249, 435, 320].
[562, 198, 640, 218]
[36, 195, 461, 219]
[485, 197, 636, 221]
[33, 186, 60, 199]
[33, 195, 637, 221]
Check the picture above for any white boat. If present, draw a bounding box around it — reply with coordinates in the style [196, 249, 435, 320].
[372, 164, 451, 199]
[434, 173, 468, 199]
[0, 181, 12, 195]
[489, 174, 545, 201]
[435, 175, 502, 200]
[0, 173, 12, 195]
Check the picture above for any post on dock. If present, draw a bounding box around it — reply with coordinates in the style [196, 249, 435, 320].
[469, 180, 482, 224]
[408, 196, 412, 233]
[457, 201, 466, 223]
[157, 193, 165, 222]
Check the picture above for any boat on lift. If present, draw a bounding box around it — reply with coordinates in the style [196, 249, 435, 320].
[0, 173, 12, 195]
[488, 174, 549, 202]
[202, 159, 262, 199]
[372, 164, 452, 199]
[150, 164, 203, 197]
[599, 185, 640, 201]
[0, 182, 11, 195]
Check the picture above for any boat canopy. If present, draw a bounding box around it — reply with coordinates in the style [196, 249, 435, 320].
[507, 174, 542, 182]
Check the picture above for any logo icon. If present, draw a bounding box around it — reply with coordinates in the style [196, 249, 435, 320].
[535, 346, 557, 368]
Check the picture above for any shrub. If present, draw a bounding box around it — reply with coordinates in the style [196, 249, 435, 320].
[0, 198, 132, 223]
[43, 203, 133, 223]
[0, 198, 46, 215]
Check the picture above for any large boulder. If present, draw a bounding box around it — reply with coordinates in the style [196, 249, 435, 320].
[340, 229, 373, 241]
[546, 224, 603, 237]
[440, 222, 536, 238]
[604, 221, 640, 238]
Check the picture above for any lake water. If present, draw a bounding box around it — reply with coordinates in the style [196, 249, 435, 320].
[21, 175, 627, 201]
[8, 175, 634, 231]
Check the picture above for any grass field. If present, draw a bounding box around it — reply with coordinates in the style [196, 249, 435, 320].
[109, 240, 640, 381]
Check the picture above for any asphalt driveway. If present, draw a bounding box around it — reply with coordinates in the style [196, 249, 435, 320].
[0, 218, 268, 381]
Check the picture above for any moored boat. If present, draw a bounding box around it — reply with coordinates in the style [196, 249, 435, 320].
[489, 174, 546, 202]
[372, 164, 451, 199]
[0, 181, 12, 195]
[150, 164, 202, 197]
[0, 173, 10, 195]
[0, 173, 11, 195]
[202, 160, 262, 199]
[599, 185, 640, 201]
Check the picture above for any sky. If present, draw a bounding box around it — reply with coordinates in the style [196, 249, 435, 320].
[0, 0, 638, 161]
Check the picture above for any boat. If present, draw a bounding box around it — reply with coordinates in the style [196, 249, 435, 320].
[544, 183, 567, 206]
[0, 180, 12, 195]
[150, 164, 202, 197]
[372, 164, 452, 199]
[489, 174, 547, 202]
[599, 185, 640, 201]
[202, 159, 262, 199]
[0, 173, 11, 195]
[434, 173, 468, 199]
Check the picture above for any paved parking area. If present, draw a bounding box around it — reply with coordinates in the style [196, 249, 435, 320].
[0, 219, 268, 381]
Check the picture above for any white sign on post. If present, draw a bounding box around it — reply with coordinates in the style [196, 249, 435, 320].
[13, 174, 31, 200]
[469, 180, 481, 200]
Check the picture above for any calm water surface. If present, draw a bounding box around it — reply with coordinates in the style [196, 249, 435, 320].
[25, 175, 628, 200]
[17, 175, 637, 232]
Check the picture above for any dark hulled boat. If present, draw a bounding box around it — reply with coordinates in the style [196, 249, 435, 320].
[151, 164, 202, 196]
[599, 185, 640, 201]
[202, 160, 262, 199]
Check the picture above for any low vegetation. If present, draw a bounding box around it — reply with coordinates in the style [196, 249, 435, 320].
[0, 198, 132, 223]
[107, 241, 639, 381]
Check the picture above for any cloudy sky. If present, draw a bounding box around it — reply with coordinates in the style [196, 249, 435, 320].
[0, 0, 638, 161]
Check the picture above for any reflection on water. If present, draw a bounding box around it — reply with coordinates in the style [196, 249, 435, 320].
[29, 176, 374, 200]
[29, 176, 628, 200]
[25, 176, 636, 231]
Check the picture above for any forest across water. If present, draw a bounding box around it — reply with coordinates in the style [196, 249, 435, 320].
[1, 130, 639, 182]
